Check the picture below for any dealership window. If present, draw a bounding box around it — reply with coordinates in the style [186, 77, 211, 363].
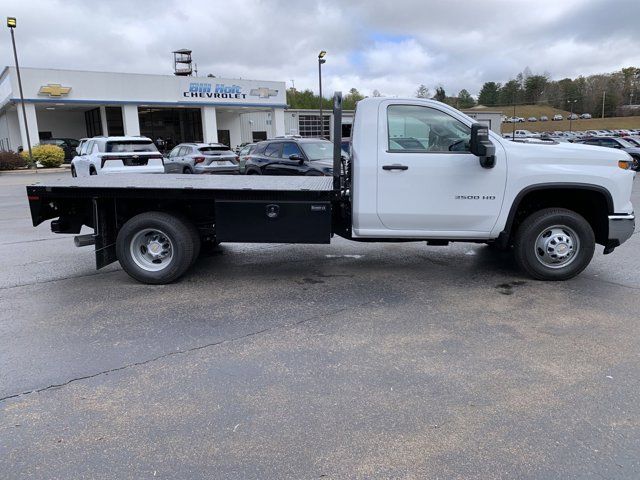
[252, 131, 267, 142]
[138, 107, 203, 152]
[84, 108, 102, 138]
[387, 104, 471, 153]
[106, 107, 124, 136]
[299, 115, 330, 139]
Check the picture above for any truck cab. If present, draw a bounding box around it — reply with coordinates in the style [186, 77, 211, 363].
[348, 97, 635, 279]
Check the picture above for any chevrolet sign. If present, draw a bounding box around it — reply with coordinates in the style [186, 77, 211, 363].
[249, 87, 278, 98]
[38, 84, 72, 97]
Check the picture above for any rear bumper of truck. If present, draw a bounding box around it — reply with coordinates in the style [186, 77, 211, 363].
[605, 213, 635, 253]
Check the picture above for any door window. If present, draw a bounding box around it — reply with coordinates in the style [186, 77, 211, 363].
[168, 146, 181, 158]
[264, 143, 282, 158]
[599, 139, 619, 148]
[281, 142, 303, 158]
[83, 141, 94, 155]
[387, 105, 471, 153]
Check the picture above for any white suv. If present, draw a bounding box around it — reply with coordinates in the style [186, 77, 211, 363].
[71, 136, 164, 177]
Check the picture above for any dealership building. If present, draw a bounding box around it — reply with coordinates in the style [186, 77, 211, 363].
[0, 66, 289, 152]
[0, 66, 501, 153]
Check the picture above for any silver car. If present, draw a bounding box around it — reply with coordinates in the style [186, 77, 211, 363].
[164, 143, 239, 174]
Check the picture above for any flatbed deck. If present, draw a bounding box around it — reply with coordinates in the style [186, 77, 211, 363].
[27, 174, 334, 193]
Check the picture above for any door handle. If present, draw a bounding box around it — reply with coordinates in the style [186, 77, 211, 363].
[382, 164, 409, 171]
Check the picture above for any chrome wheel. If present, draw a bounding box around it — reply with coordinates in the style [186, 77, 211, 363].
[534, 225, 579, 269]
[130, 228, 174, 272]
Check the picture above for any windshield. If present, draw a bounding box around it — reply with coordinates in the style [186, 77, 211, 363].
[617, 138, 635, 148]
[300, 141, 333, 160]
[106, 141, 158, 153]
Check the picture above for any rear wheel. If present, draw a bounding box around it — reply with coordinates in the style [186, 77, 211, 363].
[183, 166, 193, 174]
[513, 208, 595, 281]
[71, 166, 77, 178]
[116, 212, 196, 284]
[89, 168, 97, 176]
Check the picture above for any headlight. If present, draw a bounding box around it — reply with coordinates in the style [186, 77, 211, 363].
[618, 160, 632, 170]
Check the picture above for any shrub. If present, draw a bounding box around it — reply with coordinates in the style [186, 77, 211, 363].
[21, 144, 65, 168]
[0, 151, 26, 171]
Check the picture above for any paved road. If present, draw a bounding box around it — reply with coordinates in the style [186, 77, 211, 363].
[1, 171, 639, 479]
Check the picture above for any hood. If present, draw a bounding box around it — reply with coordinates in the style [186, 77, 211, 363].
[496, 136, 632, 167]
[312, 158, 335, 169]
[622, 147, 640, 156]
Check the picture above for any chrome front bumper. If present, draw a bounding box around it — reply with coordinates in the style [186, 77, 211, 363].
[608, 213, 635, 247]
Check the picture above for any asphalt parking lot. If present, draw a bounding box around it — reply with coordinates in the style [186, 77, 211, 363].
[1, 171, 639, 479]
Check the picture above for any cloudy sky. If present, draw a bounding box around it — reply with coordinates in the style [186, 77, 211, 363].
[2, 0, 639, 97]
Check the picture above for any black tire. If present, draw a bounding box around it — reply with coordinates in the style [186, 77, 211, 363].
[183, 167, 193, 174]
[71, 166, 77, 178]
[246, 169, 260, 175]
[514, 208, 595, 281]
[89, 168, 97, 176]
[116, 212, 195, 284]
[172, 213, 201, 266]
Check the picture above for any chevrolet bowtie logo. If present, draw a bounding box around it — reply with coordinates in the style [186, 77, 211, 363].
[249, 87, 278, 98]
[38, 84, 72, 97]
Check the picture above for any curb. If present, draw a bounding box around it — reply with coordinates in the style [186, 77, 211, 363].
[0, 166, 70, 175]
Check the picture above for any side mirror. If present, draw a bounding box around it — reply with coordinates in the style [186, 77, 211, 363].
[470, 124, 496, 169]
[289, 154, 304, 164]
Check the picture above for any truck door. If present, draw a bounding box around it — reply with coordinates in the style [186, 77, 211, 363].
[376, 102, 507, 235]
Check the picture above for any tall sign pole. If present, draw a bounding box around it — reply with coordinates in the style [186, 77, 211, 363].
[7, 17, 33, 166]
[318, 51, 326, 139]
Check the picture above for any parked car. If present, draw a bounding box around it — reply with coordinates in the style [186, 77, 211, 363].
[579, 113, 592, 119]
[567, 113, 579, 120]
[539, 116, 549, 121]
[511, 129, 539, 138]
[40, 137, 80, 163]
[574, 136, 640, 171]
[506, 117, 525, 123]
[71, 136, 165, 177]
[527, 117, 537, 122]
[552, 114, 564, 121]
[164, 143, 239, 174]
[244, 138, 335, 176]
[237, 142, 257, 173]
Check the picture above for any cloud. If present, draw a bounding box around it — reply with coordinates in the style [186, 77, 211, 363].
[1, 0, 639, 98]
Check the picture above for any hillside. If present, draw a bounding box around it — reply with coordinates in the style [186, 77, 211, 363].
[471, 104, 572, 119]
[471, 104, 640, 133]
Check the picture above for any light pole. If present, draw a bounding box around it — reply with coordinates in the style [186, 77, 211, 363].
[7, 17, 33, 166]
[318, 50, 326, 138]
[567, 99, 577, 133]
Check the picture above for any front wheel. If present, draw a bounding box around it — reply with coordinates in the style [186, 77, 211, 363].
[514, 208, 595, 281]
[116, 212, 197, 284]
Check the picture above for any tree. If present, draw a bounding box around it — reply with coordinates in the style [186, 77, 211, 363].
[499, 79, 523, 105]
[343, 88, 365, 110]
[524, 74, 548, 103]
[415, 84, 430, 98]
[478, 82, 501, 106]
[433, 86, 446, 102]
[457, 89, 475, 109]
[372, 89, 382, 97]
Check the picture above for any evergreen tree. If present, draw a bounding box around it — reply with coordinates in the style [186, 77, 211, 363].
[457, 89, 475, 109]
[478, 82, 501, 106]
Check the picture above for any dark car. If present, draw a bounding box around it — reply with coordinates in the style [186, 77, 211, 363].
[40, 137, 80, 163]
[574, 136, 640, 171]
[244, 138, 335, 176]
